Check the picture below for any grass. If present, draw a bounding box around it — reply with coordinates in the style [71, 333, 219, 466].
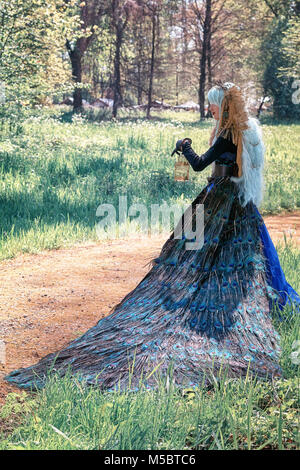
[0, 107, 299, 261]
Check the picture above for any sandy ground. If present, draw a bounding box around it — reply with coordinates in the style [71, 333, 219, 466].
[0, 211, 299, 405]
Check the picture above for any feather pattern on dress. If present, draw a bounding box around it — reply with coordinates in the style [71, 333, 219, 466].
[5, 176, 283, 392]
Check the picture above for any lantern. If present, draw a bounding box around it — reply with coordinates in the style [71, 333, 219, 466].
[174, 155, 190, 181]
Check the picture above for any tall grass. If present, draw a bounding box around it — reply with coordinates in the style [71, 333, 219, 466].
[0, 107, 299, 260]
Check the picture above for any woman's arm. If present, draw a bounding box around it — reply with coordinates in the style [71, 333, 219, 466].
[181, 136, 237, 172]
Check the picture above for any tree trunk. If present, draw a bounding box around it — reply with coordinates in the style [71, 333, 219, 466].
[181, 0, 188, 86]
[137, 62, 143, 105]
[206, 29, 212, 119]
[199, 0, 211, 120]
[137, 22, 143, 105]
[175, 63, 179, 106]
[112, 25, 123, 118]
[207, 30, 212, 90]
[257, 95, 267, 119]
[146, 12, 156, 119]
[65, 0, 101, 113]
[68, 44, 83, 111]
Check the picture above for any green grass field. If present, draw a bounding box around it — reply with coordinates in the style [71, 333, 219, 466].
[0, 107, 299, 261]
[0, 108, 299, 450]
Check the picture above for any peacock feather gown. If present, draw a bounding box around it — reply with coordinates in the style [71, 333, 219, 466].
[5, 133, 300, 392]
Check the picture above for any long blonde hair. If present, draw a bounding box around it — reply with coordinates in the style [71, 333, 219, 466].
[208, 83, 249, 177]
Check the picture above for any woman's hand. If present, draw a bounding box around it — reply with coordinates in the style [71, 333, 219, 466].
[171, 138, 192, 156]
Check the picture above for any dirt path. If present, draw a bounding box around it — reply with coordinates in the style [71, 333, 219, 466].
[0, 211, 299, 404]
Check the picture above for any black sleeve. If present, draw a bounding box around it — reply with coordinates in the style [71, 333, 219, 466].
[181, 136, 237, 172]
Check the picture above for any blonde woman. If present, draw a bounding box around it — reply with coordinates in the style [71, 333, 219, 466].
[5, 83, 299, 392]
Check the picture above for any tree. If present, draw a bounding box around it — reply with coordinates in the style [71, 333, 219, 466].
[145, 1, 163, 118]
[124, 3, 149, 105]
[185, 0, 231, 118]
[192, 0, 211, 119]
[280, 3, 300, 78]
[0, 0, 76, 104]
[261, 0, 300, 119]
[109, 0, 139, 118]
[65, 0, 109, 111]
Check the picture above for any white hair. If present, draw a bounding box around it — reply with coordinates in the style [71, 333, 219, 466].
[207, 84, 265, 208]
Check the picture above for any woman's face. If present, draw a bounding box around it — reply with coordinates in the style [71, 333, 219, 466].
[209, 103, 219, 120]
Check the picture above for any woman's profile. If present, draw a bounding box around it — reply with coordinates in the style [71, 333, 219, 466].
[5, 82, 300, 391]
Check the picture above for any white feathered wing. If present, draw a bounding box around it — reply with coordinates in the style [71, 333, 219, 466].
[229, 117, 266, 208]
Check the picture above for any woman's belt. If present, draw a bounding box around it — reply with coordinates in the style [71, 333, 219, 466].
[213, 162, 239, 177]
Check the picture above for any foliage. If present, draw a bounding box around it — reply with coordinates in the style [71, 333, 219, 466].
[0, 0, 80, 135]
[0, 0, 79, 102]
[0, 0, 299, 118]
[262, 17, 300, 120]
[281, 14, 300, 78]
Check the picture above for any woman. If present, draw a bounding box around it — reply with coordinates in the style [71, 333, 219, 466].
[5, 83, 300, 391]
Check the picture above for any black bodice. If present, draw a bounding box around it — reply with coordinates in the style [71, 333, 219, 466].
[181, 131, 237, 172]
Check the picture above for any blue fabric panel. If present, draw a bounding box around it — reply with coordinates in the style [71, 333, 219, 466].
[254, 206, 300, 314]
